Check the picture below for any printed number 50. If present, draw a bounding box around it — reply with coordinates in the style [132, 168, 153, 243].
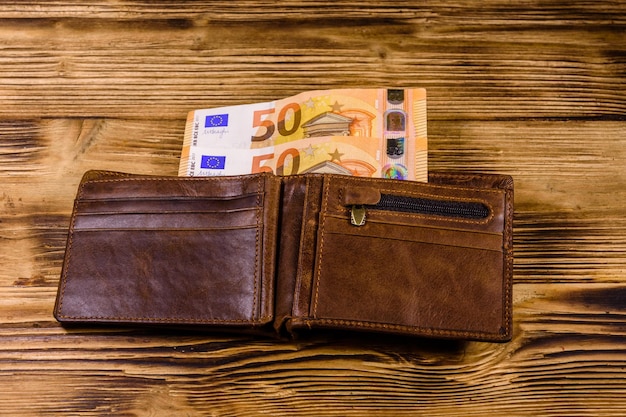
[251, 148, 300, 175]
[251, 103, 301, 142]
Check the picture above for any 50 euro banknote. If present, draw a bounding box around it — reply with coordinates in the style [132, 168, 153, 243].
[178, 88, 427, 181]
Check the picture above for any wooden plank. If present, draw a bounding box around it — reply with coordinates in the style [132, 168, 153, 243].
[0, 283, 626, 416]
[0, 1, 623, 19]
[0, 3, 623, 119]
[1, 117, 624, 210]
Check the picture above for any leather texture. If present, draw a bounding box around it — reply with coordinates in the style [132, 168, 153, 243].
[54, 171, 282, 334]
[55, 170, 514, 342]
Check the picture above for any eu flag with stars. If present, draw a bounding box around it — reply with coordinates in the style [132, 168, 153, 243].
[200, 155, 226, 169]
[205, 114, 229, 127]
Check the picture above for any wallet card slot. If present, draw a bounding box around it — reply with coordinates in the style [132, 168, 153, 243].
[73, 207, 261, 230]
[322, 215, 503, 252]
[79, 174, 270, 200]
[76, 193, 261, 215]
[56, 227, 270, 325]
[310, 231, 506, 338]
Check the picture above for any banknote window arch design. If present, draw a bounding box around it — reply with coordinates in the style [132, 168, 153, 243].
[385, 110, 406, 132]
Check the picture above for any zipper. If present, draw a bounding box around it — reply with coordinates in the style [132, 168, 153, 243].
[350, 194, 490, 226]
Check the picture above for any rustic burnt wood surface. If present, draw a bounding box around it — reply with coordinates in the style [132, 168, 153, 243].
[1, 1, 625, 416]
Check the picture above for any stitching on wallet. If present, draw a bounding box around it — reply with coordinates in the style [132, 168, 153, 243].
[58, 315, 273, 325]
[252, 174, 261, 322]
[57, 174, 267, 325]
[299, 318, 504, 339]
[430, 172, 513, 188]
[329, 175, 505, 196]
[311, 176, 332, 318]
[503, 187, 514, 335]
[292, 175, 310, 315]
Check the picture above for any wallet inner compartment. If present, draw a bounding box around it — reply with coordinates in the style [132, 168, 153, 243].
[296, 174, 510, 340]
[57, 227, 268, 325]
[55, 173, 277, 328]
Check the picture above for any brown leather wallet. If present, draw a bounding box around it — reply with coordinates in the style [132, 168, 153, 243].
[54, 170, 514, 342]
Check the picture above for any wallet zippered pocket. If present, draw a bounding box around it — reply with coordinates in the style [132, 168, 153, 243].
[350, 193, 491, 226]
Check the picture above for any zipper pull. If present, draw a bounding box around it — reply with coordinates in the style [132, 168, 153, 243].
[343, 186, 381, 227]
[350, 205, 367, 226]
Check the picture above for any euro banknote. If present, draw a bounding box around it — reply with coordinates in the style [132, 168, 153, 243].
[178, 88, 427, 181]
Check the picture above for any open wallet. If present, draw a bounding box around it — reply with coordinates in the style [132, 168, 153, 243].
[54, 170, 514, 342]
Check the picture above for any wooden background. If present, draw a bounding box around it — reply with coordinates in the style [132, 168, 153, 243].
[1, 1, 625, 415]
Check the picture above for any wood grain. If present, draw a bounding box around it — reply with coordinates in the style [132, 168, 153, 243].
[0, 1, 625, 415]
